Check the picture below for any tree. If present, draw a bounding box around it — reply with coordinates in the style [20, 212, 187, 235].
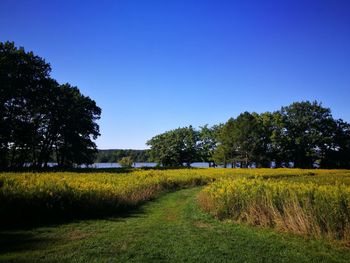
[118, 156, 134, 168]
[214, 113, 269, 168]
[233, 112, 263, 167]
[147, 101, 349, 169]
[147, 126, 199, 167]
[198, 124, 221, 167]
[214, 118, 238, 167]
[0, 41, 52, 167]
[0, 41, 101, 168]
[320, 119, 350, 168]
[52, 84, 101, 167]
[279, 101, 335, 168]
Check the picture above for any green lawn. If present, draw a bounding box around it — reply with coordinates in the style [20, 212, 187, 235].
[1, 187, 349, 262]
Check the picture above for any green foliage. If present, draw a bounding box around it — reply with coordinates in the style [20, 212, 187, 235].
[0, 41, 101, 168]
[279, 101, 336, 168]
[198, 124, 221, 166]
[320, 119, 350, 168]
[146, 100, 350, 169]
[96, 149, 150, 163]
[211, 101, 350, 169]
[214, 113, 273, 167]
[147, 126, 200, 167]
[118, 156, 134, 168]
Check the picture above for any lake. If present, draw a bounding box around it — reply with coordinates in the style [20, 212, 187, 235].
[83, 162, 211, 168]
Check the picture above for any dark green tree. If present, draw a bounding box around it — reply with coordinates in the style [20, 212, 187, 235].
[53, 84, 101, 167]
[213, 118, 238, 167]
[0, 41, 51, 167]
[198, 124, 221, 167]
[147, 126, 199, 167]
[320, 119, 350, 168]
[0, 41, 101, 168]
[279, 101, 335, 168]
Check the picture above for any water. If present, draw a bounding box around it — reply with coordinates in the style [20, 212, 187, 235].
[90, 162, 158, 168]
[88, 162, 210, 168]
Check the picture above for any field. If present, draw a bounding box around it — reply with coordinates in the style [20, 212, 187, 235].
[1, 168, 350, 262]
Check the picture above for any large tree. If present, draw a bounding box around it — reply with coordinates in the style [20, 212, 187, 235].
[0, 41, 101, 168]
[214, 113, 270, 168]
[211, 102, 350, 169]
[214, 118, 238, 167]
[0, 41, 51, 167]
[320, 119, 350, 168]
[147, 100, 350, 169]
[147, 126, 199, 167]
[198, 124, 221, 167]
[279, 101, 335, 168]
[52, 84, 101, 167]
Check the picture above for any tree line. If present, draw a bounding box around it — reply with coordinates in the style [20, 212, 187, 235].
[2, 42, 349, 169]
[147, 101, 350, 168]
[95, 149, 150, 163]
[0, 41, 101, 168]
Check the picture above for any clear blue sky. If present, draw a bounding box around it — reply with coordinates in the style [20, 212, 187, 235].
[1, 0, 350, 149]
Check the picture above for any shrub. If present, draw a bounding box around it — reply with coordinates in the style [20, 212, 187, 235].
[118, 156, 134, 168]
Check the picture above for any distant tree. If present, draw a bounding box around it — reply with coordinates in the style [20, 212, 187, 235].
[214, 118, 238, 167]
[320, 119, 350, 168]
[198, 124, 221, 167]
[118, 156, 134, 168]
[212, 144, 227, 167]
[147, 126, 199, 167]
[279, 101, 335, 168]
[214, 113, 268, 168]
[147, 101, 349, 169]
[268, 111, 288, 167]
[254, 112, 279, 167]
[95, 149, 150, 163]
[233, 112, 264, 167]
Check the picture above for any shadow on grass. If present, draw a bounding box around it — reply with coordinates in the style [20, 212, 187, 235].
[0, 199, 149, 231]
[0, 231, 56, 254]
[0, 201, 148, 255]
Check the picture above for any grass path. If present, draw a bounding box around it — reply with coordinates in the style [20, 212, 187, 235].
[1, 187, 350, 262]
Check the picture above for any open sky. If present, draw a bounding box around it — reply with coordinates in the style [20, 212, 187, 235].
[1, 0, 350, 149]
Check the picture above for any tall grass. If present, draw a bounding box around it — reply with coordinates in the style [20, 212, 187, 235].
[199, 178, 350, 244]
[1, 168, 350, 231]
[0, 169, 231, 226]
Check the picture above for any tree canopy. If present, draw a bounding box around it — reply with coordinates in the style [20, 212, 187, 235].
[0, 41, 101, 168]
[146, 126, 200, 167]
[147, 101, 350, 169]
[95, 149, 150, 163]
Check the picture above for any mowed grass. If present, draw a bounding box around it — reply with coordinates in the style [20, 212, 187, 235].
[1, 187, 350, 263]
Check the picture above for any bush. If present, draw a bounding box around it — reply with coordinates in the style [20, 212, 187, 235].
[118, 156, 134, 168]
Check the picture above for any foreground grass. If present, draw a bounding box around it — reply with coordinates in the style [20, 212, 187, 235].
[2, 168, 350, 227]
[1, 188, 350, 262]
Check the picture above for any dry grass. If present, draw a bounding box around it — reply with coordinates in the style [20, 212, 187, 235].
[199, 178, 350, 244]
